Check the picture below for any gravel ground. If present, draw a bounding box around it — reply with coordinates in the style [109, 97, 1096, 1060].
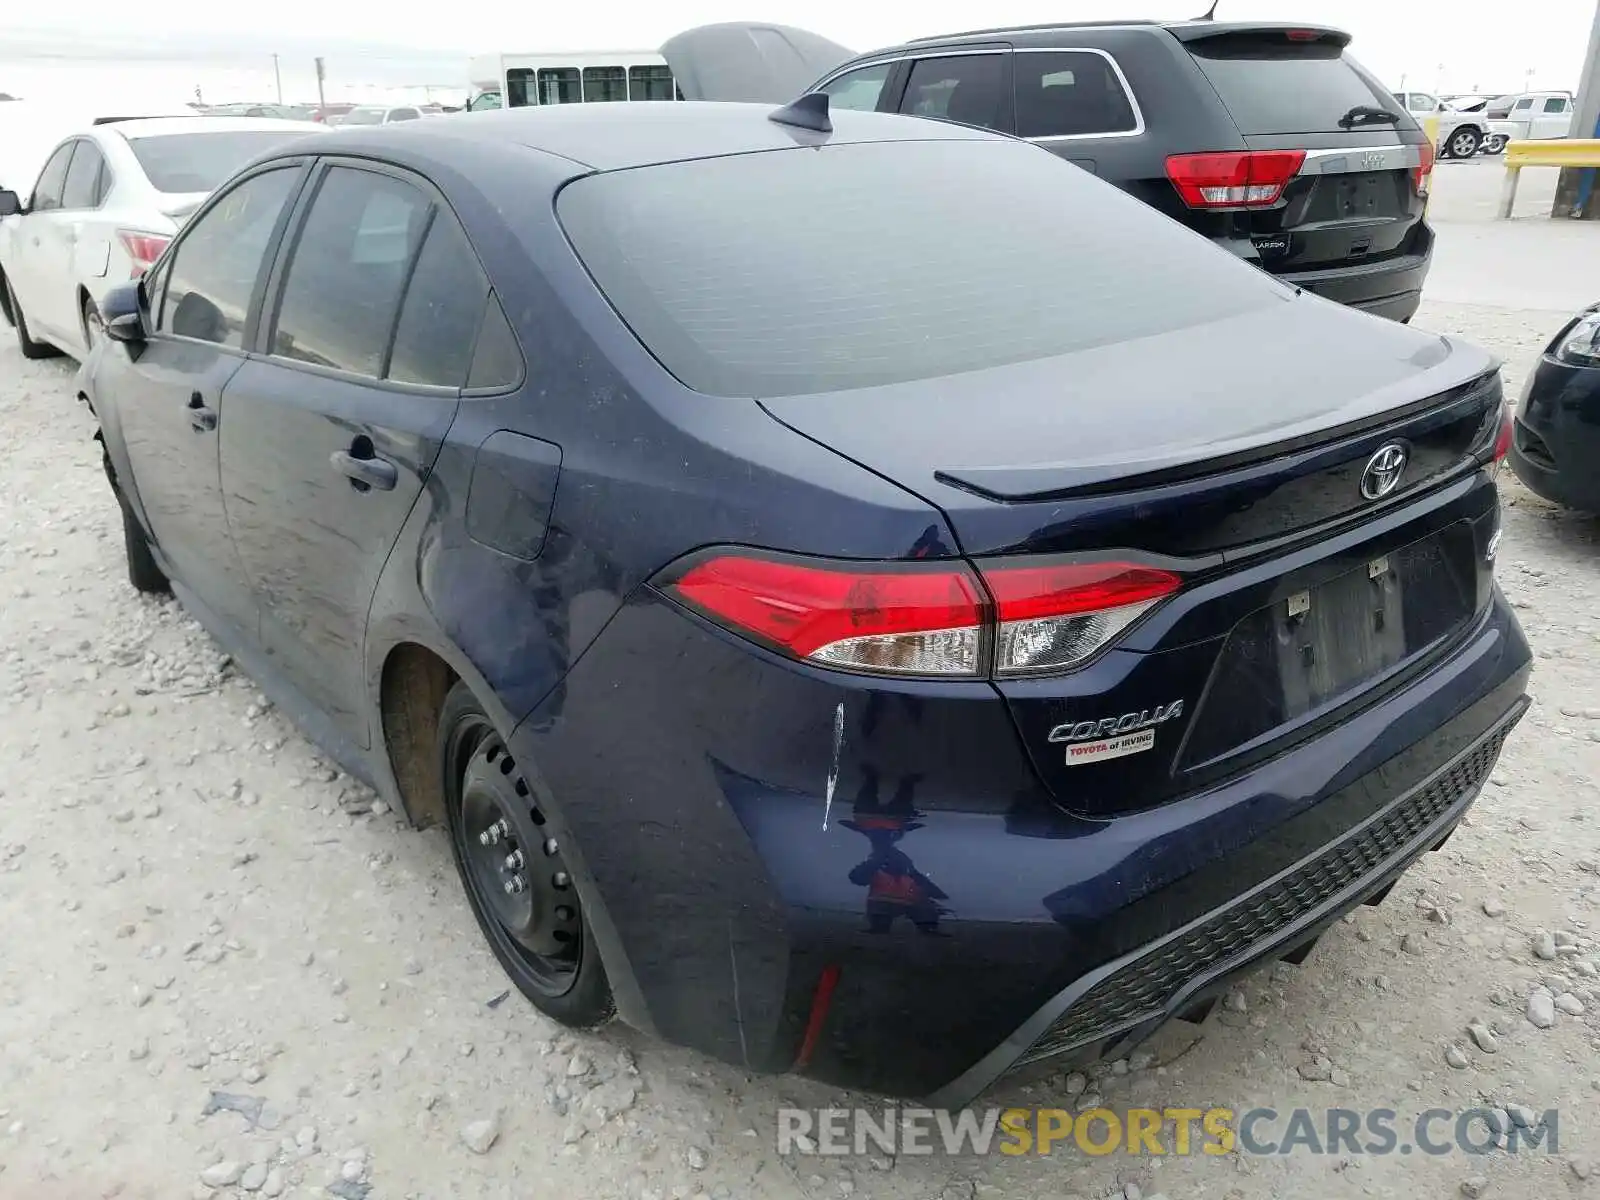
[2, 288, 1598, 1200]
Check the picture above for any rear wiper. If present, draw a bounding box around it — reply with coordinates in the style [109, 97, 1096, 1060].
[1339, 105, 1400, 128]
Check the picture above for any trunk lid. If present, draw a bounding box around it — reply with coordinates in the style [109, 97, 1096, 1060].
[759, 297, 1499, 559]
[661, 22, 855, 103]
[1171, 25, 1428, 273]
[762, 301, 1504, 817]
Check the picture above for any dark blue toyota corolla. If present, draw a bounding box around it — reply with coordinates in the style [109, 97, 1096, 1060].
[78, 99, 1531, 1104]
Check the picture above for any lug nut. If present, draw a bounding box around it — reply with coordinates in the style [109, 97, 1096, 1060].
[504, 850, 525, 870]
[479, 819, 509, 846]
[543, 837, 559, 856]
[503, 873, 526, 895]
[552, 871, 570, 888]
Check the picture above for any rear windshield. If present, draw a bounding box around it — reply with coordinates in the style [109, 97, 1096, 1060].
[558, 139, 1282, 397]
[1186, 35, 1405, 136]
[126, 131, 308, 193]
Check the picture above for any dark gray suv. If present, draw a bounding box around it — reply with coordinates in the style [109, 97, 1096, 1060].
[803, 21, 1436, 323]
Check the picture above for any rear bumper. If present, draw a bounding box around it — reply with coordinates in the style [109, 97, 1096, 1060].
[512, 579, 1530, 1100]
[1508, 354, 1600, 513]
[931, 689, 1526, 1105]
[1276, 235, 1433, 323]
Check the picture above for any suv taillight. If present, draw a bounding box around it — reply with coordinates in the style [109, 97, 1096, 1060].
[1165, 150, 1307, 209]
[662, 552, 1182, 679]
[1414, 140, 1435, 199]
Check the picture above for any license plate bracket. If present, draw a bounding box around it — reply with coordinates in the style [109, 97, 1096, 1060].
[1276, 555, 1406, 716]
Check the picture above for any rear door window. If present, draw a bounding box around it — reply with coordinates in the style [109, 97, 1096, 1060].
[386, 212, 488, 388]
[819, 63, 894, 112]
[899, 54, 1008, 130]
[269, 166, 431, 376]
[61, 140, 106, 209]
[1013, 50, 1137, 137]
[1544, 97, 1569, 113]
[29, 143, 75, 211]
[1185, 33, 1402, 135]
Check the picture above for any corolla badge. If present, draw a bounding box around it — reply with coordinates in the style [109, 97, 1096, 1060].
[1048, 701, 1185, 766]
[1360, 442, 1410, 501]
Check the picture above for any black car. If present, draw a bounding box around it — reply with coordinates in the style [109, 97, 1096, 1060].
[79, 100, 1526, 1104]
[1509, 304, 1600, 513]
[799, 20, 1435, 323]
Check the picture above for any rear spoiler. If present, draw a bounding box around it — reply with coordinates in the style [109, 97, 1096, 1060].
[91, 115, 183, 126]
[1167, 22, 1351, 50]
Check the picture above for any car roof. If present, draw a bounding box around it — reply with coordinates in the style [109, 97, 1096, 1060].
[888, 18, 1349, 51]
[300, 100, 1005, 173]
[100, 115, 325, 139]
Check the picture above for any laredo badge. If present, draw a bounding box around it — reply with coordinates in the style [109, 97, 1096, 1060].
[1047, 700, 1185, 766]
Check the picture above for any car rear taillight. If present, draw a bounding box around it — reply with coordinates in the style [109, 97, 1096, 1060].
[662, 552, 1182, 679]
[1165, 150, 1307, 209]
[668, 554, 987, 676]
[117, 231, 170, 277]
[982, 561, 1184, 676]
[1414, 140, 1435, 199]
[1490, 401, 1513, 478]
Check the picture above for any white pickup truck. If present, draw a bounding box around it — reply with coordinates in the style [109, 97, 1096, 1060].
[1486, 92, 1576, 149]
[1392, 90, 1493, 158]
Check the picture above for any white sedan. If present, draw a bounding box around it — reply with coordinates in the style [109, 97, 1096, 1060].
[0, 116, 323, 361]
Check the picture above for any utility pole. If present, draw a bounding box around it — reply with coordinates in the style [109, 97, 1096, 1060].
[273, 54, 283, 104]
[315, 56, 327, 111]
[1555, 0, 1600, 217]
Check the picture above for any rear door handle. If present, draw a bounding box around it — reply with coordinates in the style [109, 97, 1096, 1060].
[187, 392, 217, 433]
[331, 449, 398, 492]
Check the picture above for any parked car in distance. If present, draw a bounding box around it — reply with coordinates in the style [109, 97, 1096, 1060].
[309, 103, 356, 124]
[329, 105, 424, 126]
[0, 116, 324, 361]
[205, 102, 314, 120]
[1489, 91, 1575, 145]
[796, 20, 1435, 323]
[78, 100, 1529, 1103]
[1508, 303, 1600, 514]
[1393, 89, 1489, 158]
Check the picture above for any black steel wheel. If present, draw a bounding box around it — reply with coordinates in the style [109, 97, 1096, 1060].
[438, 682, 614, 1025]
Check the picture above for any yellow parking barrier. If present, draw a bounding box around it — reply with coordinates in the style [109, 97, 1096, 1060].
[1498, 139, 1600, 217]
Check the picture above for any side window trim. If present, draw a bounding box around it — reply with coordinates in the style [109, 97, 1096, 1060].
[154, 158, 313, 348]
[899, 48, 1017, 135]
[256, 155, 482, 394]
[1012, 46, 1145, 142]
[377, 204, 439, 378]
[814, 44, 1143, 141]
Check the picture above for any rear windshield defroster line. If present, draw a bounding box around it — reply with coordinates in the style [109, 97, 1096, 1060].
[556, 138, 1283, 398]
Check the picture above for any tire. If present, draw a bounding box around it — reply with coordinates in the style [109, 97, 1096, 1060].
[113, 479, 171, 595]
[4, 273, 62, 360]
[1446, 126, 1481, 160]
[1483, 134, 1508, 155]
[437, 681, 615, 1029]
[81, 294, 105, 358]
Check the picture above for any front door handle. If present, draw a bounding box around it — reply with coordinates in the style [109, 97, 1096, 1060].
[331, 448, 398, 492]
[187, 392, 217, 433]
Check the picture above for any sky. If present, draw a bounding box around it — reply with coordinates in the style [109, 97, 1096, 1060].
[2, 0, 1597, 104]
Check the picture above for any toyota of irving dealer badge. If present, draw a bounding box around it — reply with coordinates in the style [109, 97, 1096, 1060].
[1048, 700, 1185, 766]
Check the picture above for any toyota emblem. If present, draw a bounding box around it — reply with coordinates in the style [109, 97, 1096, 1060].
[1360, 442, 1410, 500]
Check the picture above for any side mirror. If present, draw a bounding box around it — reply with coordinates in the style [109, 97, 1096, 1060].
[100, 281, 147, 345]
[0, 189, 21, 217]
